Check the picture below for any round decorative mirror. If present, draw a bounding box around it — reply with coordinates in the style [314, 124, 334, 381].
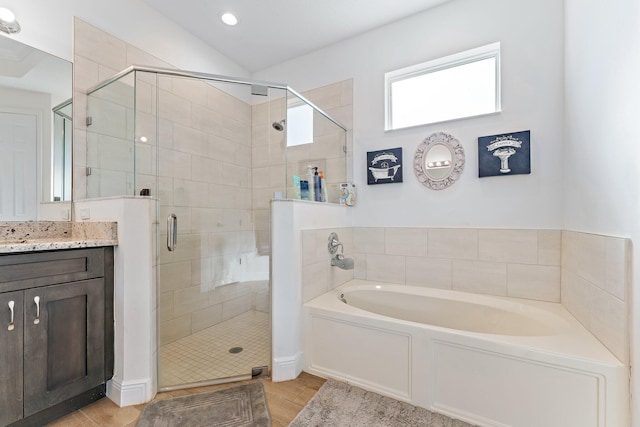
[414, 132, 465, 190]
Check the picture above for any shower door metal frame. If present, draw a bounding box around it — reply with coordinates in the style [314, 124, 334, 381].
[86, 65, 348, 132]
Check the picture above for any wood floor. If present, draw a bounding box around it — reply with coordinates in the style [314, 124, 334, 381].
[46, 372, 326, 427]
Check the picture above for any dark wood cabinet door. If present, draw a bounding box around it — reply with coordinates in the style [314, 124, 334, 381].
[22, 279, 105, 417]
[0, 290, 24, 426]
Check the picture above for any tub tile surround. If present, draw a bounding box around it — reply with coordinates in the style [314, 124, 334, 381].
[302, 226, 629, 365]
[352, 227, 561, 302]
[301, 227, 354, 302]
[561, 230, 630, 364]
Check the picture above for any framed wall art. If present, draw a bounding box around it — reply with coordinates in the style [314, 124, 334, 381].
[478, 130, 531, 178]
[367, 147, 403, 185]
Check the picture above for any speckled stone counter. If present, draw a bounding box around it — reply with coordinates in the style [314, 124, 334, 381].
[0, 221, 117, 253]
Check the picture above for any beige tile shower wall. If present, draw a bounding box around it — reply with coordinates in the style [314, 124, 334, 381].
[561, 231, 630, 364]
[157, 73, 259, 345]
[251, 80, 353, 255]
[251, 79, 353, 255]
[74, 20, 264, 346]
[292, 80, 353, 203]
[301, 227, 354, 302]
[352, 227, 562, 302]
[73, 18, 174, 200]
[85, 75, 136, 198]
[159, 280, 269, 345]
[251, 97, 286, 256]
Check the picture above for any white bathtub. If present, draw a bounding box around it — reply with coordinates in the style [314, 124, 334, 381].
[303, 280, 629, 427]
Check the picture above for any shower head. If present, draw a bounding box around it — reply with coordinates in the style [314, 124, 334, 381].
[272, 119, 285, 132]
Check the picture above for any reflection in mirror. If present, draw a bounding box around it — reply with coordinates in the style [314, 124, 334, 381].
[414, 132, 465, 190]
[424, 144, 452, 180]
[52, 99, 72, 201]
[0, 35, 72, 220]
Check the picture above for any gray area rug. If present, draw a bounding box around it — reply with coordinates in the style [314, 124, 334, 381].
[289, 379, 476, 427]
[137, 382, 271, 427]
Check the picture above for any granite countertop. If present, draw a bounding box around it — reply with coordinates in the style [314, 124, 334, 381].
[0, 221, 118, 254]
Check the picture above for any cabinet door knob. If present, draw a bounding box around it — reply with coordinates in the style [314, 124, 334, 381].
[7, 300, 14, 331]
[33, 296, 40, 325]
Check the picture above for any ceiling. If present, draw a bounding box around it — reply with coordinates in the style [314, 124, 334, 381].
[0, 35, 72, 102]
[143, 0, 451, 73]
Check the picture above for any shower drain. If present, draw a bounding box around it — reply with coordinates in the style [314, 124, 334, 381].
[229, 346, 243, 354]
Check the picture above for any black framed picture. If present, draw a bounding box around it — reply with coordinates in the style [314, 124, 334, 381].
[478, 130, 531, 178]
[367, 147, 403, 185]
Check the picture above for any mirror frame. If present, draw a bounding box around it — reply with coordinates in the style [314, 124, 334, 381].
[413, 132, 465, 190]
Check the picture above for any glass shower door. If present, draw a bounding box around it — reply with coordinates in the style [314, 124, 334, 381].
[153, 73, 279, 390]
[85, 65, 348, 393]
[85, 72, 136, 199]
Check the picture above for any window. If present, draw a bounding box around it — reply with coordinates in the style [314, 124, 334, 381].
[286, 103, 313, 147]
[385, 42, 501, 130]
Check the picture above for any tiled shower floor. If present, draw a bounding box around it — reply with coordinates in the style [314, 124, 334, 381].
[159, 310, 270, 388]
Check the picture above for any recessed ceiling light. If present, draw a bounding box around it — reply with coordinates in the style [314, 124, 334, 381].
[220, 12, 238, 26]
[0, 7, 16, 23]
[0, 7, 21, 34]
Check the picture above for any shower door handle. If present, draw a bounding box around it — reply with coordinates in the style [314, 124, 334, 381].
[167, 214, 177, 251]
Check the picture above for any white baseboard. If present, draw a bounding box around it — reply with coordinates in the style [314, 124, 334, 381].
[272, 352, 303, 382]
[106, 377, 154, 407]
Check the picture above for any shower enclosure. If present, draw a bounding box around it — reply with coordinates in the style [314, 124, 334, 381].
[84, 66, 347, 390]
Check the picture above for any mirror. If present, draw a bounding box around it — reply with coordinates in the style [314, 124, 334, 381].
[414, 132, 465, 190]
[52, 99, 72, 202]
[0, 35, 72, 220]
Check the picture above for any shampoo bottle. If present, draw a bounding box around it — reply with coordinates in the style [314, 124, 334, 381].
[313, 167, 322, 202]
[292, 175, 301, 199]
[319, 171, 328, 202]
[300, 180, 309, 200]
[307, 165, 315, 202]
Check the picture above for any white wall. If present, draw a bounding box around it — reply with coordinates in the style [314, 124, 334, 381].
[1, 0, 248, 77]
[563, 0, 640, 425]
[8, 0, 639, 418]
[254, 0, 565, 229]
[271, 200, 352, 381]
[74, 197, 156, 406]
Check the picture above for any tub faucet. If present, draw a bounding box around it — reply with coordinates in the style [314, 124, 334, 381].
[331, 253, 354, 270]
[328, 232, 354, 270]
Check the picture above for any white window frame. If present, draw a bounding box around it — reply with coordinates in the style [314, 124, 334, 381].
[385, 42, 501, 131]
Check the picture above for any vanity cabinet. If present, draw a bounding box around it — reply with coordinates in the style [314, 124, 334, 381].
[0, 247, 114, 427]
